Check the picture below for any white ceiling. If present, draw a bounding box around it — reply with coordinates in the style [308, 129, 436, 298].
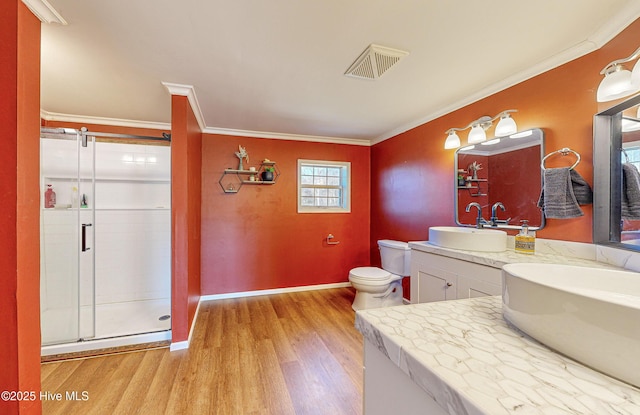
[39, 0, 640, 144]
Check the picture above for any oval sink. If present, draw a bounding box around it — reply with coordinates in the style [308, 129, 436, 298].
[428, 226, 507, 252]
[502, 263, 640, 387]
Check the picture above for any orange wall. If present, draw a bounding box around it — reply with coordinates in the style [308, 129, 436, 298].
[170, 95, 202, 342]
[201, 135, 370, 295]
[0, 2, 42, 414]
[1, 3, 22, 412]
[371, 18, 640, 284]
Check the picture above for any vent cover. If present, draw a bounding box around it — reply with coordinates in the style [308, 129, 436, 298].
[344, 44, 409, 80]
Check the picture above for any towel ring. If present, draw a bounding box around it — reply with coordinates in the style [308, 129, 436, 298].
[541, 147, 581, 170]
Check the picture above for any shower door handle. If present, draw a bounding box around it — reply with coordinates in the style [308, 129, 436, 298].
[82, 223, 92, 252]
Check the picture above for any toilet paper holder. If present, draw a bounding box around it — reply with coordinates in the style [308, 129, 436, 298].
[326, 234, 340, 245]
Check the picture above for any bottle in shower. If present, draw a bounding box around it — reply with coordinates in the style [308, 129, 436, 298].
[44, 184, 56, 208]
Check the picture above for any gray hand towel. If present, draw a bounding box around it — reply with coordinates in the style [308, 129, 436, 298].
[537, 168, 584, 219]
[622, 163, 640, 219]
[569, 169, 593, 205]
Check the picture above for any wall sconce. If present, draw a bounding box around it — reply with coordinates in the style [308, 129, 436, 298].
[597, 45, 640, 102]
[444, 110, 518, 149]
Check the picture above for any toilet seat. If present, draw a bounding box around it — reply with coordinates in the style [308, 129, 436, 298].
[349, 267, 400, 286]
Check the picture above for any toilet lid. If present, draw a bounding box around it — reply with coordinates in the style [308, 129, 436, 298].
[349, 267, 392, 281]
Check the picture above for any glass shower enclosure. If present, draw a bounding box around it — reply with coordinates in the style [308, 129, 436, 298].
[40, 127, 172, 352]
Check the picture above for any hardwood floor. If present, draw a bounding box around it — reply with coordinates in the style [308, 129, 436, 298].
[41, 288, 364, 415]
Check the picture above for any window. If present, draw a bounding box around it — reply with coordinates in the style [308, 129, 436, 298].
[297, 159, 350, 213]
[623, 144, 640, 171]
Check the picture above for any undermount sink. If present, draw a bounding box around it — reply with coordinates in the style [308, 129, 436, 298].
[502, 263, 640, 388]
[428, 226, 507, 252]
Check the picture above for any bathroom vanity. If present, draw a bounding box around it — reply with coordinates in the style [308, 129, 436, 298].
[411, 247, 501, 302]
[356, 296, 640, 415]
[355, 239, 640, 414]
[409, 238, 619, 304]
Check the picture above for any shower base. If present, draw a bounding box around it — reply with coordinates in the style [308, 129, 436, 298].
[41, 298, 171, 357]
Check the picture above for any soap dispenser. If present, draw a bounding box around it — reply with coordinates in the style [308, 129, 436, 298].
[515, 220, 535, 254]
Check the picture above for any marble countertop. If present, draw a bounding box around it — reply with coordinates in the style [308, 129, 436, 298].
[355, 296, 640, 415]
[409, 240, 623, 270]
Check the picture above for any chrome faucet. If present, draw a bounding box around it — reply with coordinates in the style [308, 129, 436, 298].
[490, 202, 511, 226]
[465, 202, 488, 228]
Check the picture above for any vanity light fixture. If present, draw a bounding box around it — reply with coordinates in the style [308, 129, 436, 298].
[444, 109, 518, 149]
[597, 45, 640, 102]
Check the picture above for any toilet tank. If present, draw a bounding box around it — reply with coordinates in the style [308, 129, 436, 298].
[378, 240, 411, 276]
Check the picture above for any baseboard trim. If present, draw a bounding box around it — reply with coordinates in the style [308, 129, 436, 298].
[201, 282, 352, 302]
[169, 298, 202, 352]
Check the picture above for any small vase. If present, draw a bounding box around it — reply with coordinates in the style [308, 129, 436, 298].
[261, 171, 274, 181]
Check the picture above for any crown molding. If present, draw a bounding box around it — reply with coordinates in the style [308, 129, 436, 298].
[371, 3, 640, 145]
[40, 109, 170, 130]
[161, 82, 206, 132]
[161, 82, 369, 145]
[21, 0, 67, 25]
[202, 126, 371, 146]
[588, 2, 640, 48]
[371, 40, 597, 145]
[40, 109, 369, 145]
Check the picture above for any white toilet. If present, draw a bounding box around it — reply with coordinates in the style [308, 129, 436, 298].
[348, 240, 411, 311]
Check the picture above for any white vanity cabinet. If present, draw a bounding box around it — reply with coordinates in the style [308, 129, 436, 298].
[410, 249, 501, 304]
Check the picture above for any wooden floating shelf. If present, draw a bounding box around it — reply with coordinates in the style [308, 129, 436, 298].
[242, 180, 276, 185]
[224, 169, 259, 174]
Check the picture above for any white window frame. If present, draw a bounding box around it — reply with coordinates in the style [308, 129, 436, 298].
[297, 159, 351, 213]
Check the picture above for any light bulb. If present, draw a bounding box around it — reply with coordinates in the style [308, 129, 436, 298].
[444, 131, 461, 149]
[468, 125, 486, 144]
[495, 115, 517, 137]
[597, 65, 638, 102]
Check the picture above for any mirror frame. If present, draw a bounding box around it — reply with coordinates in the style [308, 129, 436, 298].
[593, 93, 640, 251]
[454, 129, 546, 231]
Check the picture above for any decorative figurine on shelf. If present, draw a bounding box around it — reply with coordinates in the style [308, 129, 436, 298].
[468, 161, 482, 180]
[235, 145, 249, 170]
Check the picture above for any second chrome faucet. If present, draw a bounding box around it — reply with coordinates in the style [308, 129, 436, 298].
[466, 202, 511, 228]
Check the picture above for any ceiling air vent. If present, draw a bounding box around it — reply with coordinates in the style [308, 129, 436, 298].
[344, 44, 409, 80]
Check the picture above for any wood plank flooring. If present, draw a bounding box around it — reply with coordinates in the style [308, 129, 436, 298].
[41, 287, 364, 415]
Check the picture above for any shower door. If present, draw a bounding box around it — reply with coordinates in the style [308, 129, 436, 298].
[41, 128, 172, 348]
[40, 130, 96, 345]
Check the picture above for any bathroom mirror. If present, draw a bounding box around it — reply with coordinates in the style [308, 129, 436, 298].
[454, 128, 545, 230]
[594, 94, 640, 251]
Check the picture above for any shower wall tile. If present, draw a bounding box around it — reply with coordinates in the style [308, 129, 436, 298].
[94, 210, 171, 305]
